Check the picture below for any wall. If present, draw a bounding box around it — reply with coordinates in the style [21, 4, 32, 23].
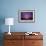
[0, 0, 46, 32]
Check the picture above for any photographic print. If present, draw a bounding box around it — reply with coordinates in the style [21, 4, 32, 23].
[18, 10, 35, 23]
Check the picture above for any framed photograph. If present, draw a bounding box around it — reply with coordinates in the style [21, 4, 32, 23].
[18, 10, 35, 23]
